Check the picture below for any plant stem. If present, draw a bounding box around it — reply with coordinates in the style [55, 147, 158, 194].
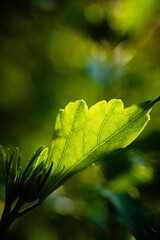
[0, 198, 41, 239]
[0, 217, 12, 239]
[0, 203, 14, 240]
[0, 198, 22, 239]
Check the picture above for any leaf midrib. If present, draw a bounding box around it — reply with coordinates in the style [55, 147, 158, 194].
[52, 105, 149, 190]
[58, 109, 148, 187]
[51, 101, 118, 189]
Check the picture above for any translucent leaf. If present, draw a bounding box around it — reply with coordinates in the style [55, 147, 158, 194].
[48, 97, 160, 192]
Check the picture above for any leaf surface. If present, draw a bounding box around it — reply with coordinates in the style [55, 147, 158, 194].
[48, 97, 160, 192]
[95, 186, 160, 240]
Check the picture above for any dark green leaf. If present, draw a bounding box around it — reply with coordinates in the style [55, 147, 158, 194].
[95, 186, 160, 240]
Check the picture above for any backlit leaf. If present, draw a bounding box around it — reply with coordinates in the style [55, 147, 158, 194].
[48, 97, 160, 193]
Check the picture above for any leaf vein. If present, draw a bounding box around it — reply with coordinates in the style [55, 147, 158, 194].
[53, 106, 149, 189]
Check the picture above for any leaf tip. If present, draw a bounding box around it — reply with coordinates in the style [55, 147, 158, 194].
[145, 96, 160, 110]
[150, 96, 160, 107]
[138, 96, 160, 111]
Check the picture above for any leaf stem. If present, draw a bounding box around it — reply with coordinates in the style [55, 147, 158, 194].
[0, 202, 14, 240]
[16, 200, 41, 218]
[0, 198, 42, 239]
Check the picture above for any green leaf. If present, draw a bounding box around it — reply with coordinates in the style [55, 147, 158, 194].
[19, 147, 52, 202]
[47, 97, 160, 193]
[20, 146, 45, 184]
[95, 186, 160, 240]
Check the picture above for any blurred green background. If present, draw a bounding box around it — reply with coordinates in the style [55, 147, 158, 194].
[0, 0, 160, 239]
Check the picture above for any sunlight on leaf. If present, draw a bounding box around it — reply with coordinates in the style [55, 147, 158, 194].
[47, 97, 160, 193]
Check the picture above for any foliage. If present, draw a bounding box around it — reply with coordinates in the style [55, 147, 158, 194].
[47, 97, 159, 192]
[0, 0, 160, 239]
[96, 186, 160, 240]
[0, 97, 159, 239]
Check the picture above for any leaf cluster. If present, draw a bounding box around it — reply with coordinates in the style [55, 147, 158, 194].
[0, 97, 159, 238]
